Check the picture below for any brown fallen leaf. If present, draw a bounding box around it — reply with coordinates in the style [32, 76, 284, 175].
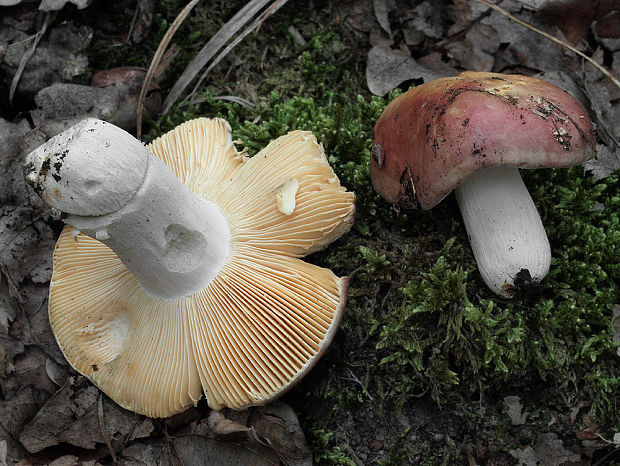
[594, 9, 620, 54]
[366, 44, 439, 96]
[19, 377, 153, 454]
[250, 401, 312, 466]
[576, 431, 599, 441]
[92, 67, 161, 130]
[0, 385, 39, 464]
[341, 0, 375, 32]
[207, 410, 250, 441]
[445, 23, 498, 71]
[585, 144, 620, 181]
[2, 21, 92, 97]
[162, 434, 280, 466]
[538, 0, 619, 44]
[1, 346, 69, 400]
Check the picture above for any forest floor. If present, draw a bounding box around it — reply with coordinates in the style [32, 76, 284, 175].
[0, 0, 619, 465]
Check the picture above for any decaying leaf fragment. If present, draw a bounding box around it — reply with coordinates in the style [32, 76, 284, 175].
[19, 377, 153, 453]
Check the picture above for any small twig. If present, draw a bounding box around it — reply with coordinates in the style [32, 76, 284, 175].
[98, 393, 118, 463]
[163, 424, 184, 466]
[474, 0, 620, 90]
[9, 12, 54, 103]
[436, 2, 496, 47]
[136, 0, 200, 139]
[254, 0, 285, 33]
[184, 94, 256, 109]
[127, 0, 141, 43]
[340, 368, 374, 401]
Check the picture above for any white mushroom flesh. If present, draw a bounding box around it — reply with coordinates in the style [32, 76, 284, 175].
[275, 178, 299, 215]
[454, 166, 551, 297]
[26, 118, 231, 299]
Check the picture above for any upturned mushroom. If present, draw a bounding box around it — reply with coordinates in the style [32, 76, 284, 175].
[25, 117, 355, 417]
[371, 72, 595, 297]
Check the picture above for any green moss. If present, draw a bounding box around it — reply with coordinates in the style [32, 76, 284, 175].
[309, 428, 356, 466]
[374, 169, 619, 426]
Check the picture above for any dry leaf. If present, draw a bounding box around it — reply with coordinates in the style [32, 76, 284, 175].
[341, 0, 375, 32]
[38, 0, 90, 11]
[408, 0, 444, 40]
[504, 395, 528, 426]
[538, 0, 619, 44]
[1, 346, 69, 400]
[575, 431, 598, 440]
[30, 83, 116, 128]
[482, 10, 566, 72]
[611, 304, 620, 357]
[0, 386, 39, 464]
[585, 144, 620, 181]
[19, 377, 153, 453]
[366, 44, 438, 96]
[207, 410, 250, 441]
[0, 117, 60, 367]
[373, 0, 394, 37]
[510, 433, 583, 465]
[30, 73, 159, 132]
[250, 402, 312, 466]
[47, 455, 80, 466]
[128, 0, 155, 44]
[91, 67, 161, 130]
[2, 22, 92, 96]
[119, 442, 159, 466]
[162, 435, 279, 466]
[445, 23, 499, 71]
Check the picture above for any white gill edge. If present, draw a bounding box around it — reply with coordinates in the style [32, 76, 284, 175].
[26, 118, 231, 300]
[454, 166, 551, 298]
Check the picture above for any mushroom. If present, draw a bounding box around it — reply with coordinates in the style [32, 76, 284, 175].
[371, 72, 595, 297]
[25, 117, 355, 417]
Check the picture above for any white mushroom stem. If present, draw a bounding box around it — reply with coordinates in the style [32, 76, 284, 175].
[454, 166, 551, 298]
[25, 118, 231, 300]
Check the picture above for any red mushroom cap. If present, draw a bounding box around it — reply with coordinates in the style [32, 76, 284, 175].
[370, 72, 596, 210]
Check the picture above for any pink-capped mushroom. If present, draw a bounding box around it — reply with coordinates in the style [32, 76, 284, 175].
[371, 72, 596, 297]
